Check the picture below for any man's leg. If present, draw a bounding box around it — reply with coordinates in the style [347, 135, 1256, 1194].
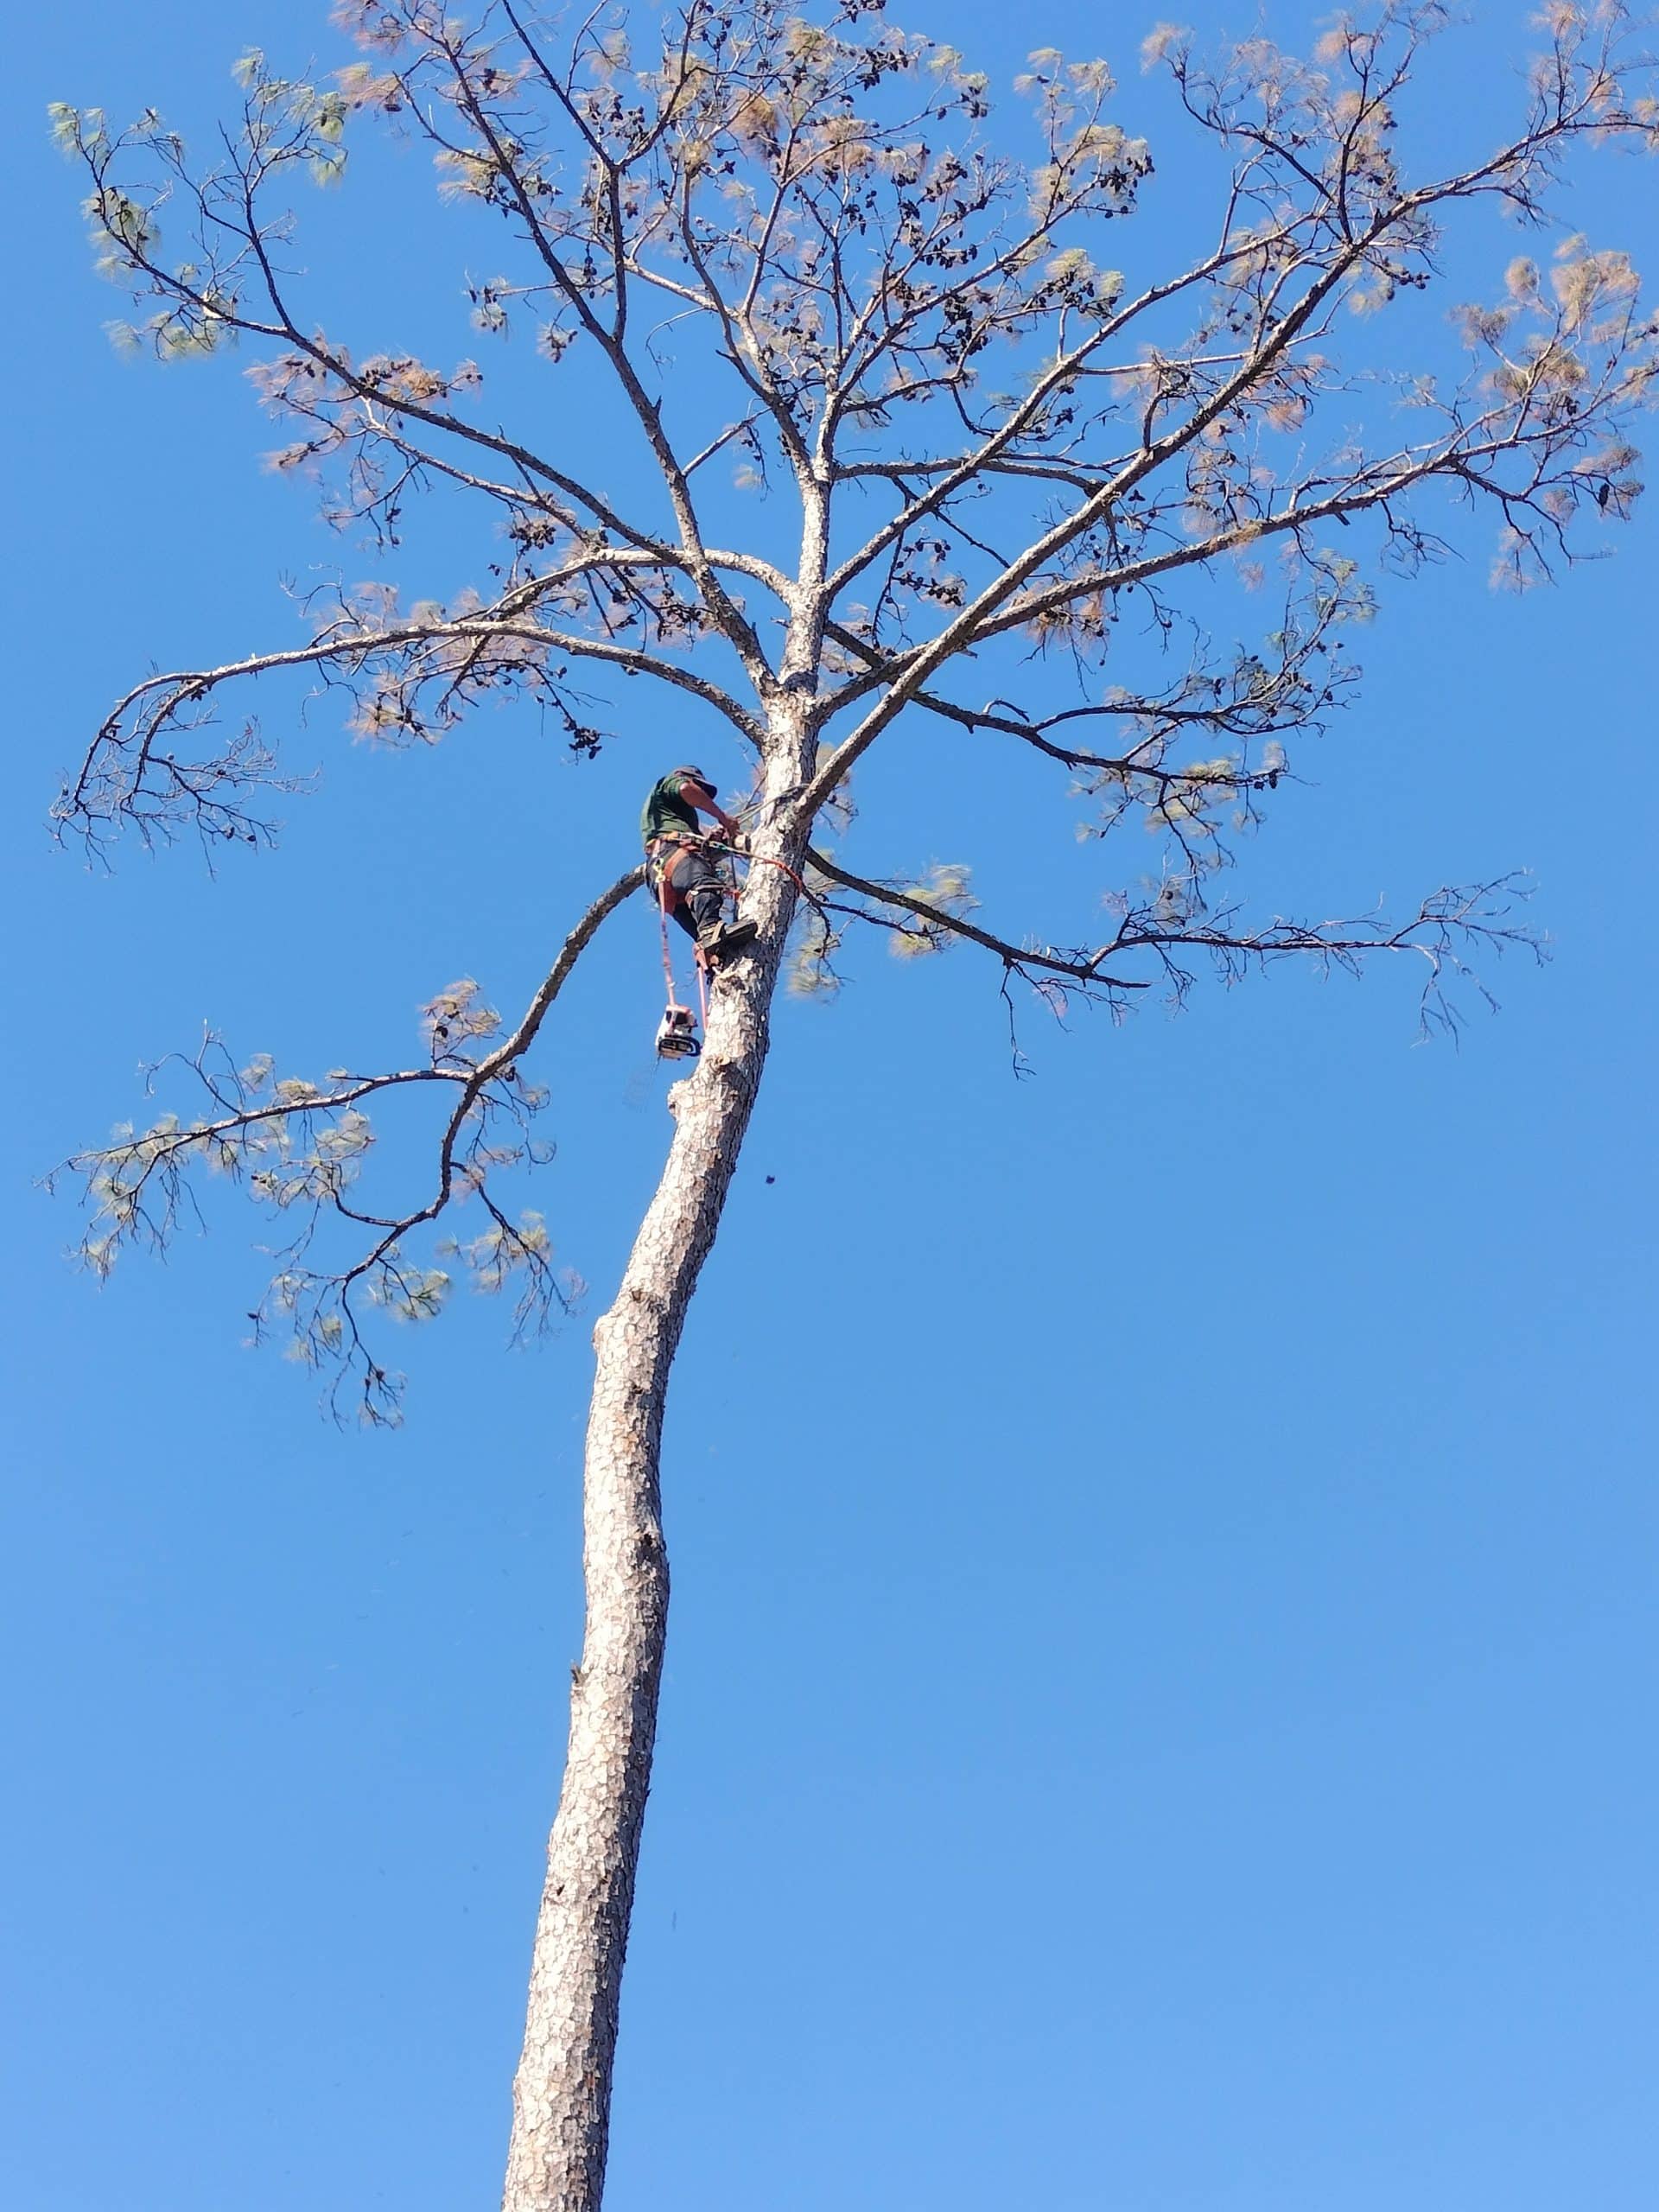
[655, 850, 701, 943]
[667, 893, 702, 945]
[672, 849, 755, 964]
[675, 849, 727, 941]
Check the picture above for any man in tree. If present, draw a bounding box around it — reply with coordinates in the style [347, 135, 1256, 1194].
[640, 766, 757, 968]
[47, 3, 1659, 2208]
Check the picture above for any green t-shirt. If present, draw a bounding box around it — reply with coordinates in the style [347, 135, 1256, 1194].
[640, 772, 708, 848]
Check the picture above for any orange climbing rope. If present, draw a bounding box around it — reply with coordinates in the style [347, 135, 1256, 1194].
[707, 840, 809, 898]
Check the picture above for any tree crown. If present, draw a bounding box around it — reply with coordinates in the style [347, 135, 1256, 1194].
[49, 0, 1659, 1414]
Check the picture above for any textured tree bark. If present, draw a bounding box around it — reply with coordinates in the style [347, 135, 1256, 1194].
[501, 728, 810, 2212]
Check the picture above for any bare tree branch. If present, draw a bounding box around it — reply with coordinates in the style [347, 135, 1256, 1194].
[55, 863, 645, 1420]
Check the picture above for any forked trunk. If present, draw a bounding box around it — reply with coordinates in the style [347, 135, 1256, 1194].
[501, 732, 810, 2212]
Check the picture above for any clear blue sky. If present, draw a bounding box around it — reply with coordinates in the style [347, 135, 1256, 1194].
[4, 6, 1655, 2209]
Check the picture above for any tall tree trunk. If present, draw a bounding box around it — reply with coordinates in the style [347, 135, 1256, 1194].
[501, 728, 810, 2212]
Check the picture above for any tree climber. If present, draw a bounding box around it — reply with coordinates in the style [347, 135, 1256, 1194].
[640, 766, 758, 969]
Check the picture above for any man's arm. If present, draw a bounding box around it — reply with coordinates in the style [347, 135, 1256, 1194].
[680, 778, 741, 841]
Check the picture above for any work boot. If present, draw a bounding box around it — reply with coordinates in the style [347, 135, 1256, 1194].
[697, 918, 758, 967]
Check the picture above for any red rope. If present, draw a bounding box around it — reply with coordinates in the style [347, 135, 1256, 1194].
[706, 840, 810, 898]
